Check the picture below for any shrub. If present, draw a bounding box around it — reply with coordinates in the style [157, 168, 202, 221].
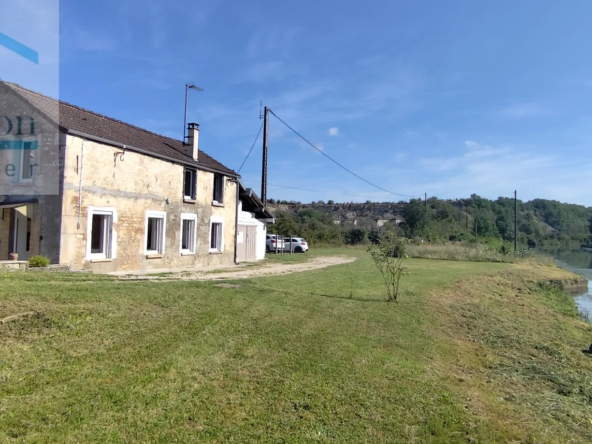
[346, 228, 367, 245]
[29, 256, 50, 268]
[368, 231, 408, 301]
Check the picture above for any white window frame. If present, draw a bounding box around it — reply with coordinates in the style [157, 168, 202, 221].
[213, 174, 224, 204]
[86, 206, 117, 260]
[180, 213, 198, 255]
[144, 210, 167, 255]
[184, 168, 196, 200]
[18, 139, 38, 184]
[209, 216, 224, 253]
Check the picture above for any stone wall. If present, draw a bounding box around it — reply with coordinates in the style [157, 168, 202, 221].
[0, 260, 28, 271]
[59, 135, 237, 272]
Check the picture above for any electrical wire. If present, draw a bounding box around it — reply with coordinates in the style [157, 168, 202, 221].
[249, 181, 402, 200]
[237, 121, 264, 173]
[268, 109, 423, 198]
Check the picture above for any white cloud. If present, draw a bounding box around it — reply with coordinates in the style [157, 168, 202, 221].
[497, 102, 547, 119]
[415, 140, 592, 205]
[464, 140, 480, 149]
[315, 143, 324, 152]
[328, 127, 339, 136]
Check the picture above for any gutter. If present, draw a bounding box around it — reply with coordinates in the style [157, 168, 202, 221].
[65, 129, 240, 179]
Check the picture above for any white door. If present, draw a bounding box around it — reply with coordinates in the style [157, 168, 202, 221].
[14, 211, 29, 260]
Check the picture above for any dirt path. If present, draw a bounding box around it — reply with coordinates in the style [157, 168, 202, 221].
[118, 256, 357, 281]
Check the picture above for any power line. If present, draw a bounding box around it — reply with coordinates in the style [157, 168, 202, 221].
[249, 181, 401, 200]
[268, 109, 422, 198]
[237, 121, 264, 173]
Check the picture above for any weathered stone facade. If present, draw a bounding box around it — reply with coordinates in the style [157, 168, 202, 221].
[0, 83, 239, 272]
[59, 135, 238, 272]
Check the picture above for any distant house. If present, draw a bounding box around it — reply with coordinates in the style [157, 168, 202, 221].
[0, 81, 270, 271]
[376, 219, 388, 228]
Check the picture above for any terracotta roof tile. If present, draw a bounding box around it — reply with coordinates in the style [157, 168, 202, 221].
[2, 82, 238, 177]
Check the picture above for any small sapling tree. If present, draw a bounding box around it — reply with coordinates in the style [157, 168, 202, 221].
[367, 231, 407, 301]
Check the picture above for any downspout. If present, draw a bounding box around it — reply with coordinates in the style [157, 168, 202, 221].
[77, 139, 85, 230]
[234, 180, 240, 265]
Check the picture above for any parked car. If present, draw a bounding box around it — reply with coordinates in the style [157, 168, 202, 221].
[283, 237, 309, 253]
[265, 234, 285, 253]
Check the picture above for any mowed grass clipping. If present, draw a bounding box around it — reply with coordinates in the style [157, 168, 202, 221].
[1, 248, 591, 443]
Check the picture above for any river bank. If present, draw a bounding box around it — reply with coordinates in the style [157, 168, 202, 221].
[554, 250, 592, 320]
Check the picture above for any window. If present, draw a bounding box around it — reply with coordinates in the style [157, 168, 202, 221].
[26, 218, 31, 252]
[184, 168, 196, 200]
[145, 210, 166, 255]
[180, 213, 197, 254]
[19, 140, 38, 183]
[209, 216, 224, 252]
[213, 174, 224, 204]
[86, 206, 117, 260]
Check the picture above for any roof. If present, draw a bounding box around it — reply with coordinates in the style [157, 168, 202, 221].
[0, 197, 38, 208]
[1, 82, 238, 177]
[238, 180, 274, 220]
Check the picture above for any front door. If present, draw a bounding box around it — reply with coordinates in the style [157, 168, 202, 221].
[237, 225, 247, 262]
[14, 211, 29, 260]
[246, 226, 257, 261]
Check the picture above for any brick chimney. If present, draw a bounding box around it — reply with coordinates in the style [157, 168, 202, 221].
[186, 123, 199, 161]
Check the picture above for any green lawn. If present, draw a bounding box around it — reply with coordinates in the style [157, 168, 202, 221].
[1, 249, 591, 442]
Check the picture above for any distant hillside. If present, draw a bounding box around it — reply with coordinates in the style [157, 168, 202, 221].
[267, 202, 406, 226]
[266, 196, 592, 250]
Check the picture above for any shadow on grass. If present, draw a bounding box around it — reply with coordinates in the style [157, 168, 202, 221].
[232, 280, 390, 303]
[309, 292, 386, 302]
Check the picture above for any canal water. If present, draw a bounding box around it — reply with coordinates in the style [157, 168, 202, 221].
[554, 250, 592, 320]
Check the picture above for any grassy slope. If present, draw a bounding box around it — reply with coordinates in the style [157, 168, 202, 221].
[1, 249, 591, 443]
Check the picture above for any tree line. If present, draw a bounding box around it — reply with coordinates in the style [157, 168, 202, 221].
[270, 195, 592, 251]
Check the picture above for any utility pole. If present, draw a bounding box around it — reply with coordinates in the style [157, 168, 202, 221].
[183, 84, 203, 144]
[514, 190, 518, 251]
[261, 106, 269, 205]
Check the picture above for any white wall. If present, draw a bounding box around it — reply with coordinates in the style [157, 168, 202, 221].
[255, 222, 266, 260]
[237, 208, 267, 261]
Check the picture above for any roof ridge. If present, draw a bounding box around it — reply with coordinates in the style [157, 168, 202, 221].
[4, 81, 187, 147]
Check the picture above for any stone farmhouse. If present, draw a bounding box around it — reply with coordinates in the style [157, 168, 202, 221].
[0, 81, 272, 272]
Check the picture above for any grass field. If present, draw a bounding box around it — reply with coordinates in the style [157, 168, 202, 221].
[1, 248, 592, 442]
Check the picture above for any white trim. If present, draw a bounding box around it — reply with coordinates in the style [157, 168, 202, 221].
[209, 216, 225, 253]
[18, 139, 37, 183]
[213, 174, 224, 204]
[183, 168, 196, 200]
[144, 210, 167, 255]
[85, 206, 118, 261]
[179, 213, 198, 255]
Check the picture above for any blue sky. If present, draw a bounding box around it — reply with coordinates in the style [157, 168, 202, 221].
[56, 1, 592, 204]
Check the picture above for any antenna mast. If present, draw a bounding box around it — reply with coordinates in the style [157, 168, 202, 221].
[183, 84, 203, 144]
